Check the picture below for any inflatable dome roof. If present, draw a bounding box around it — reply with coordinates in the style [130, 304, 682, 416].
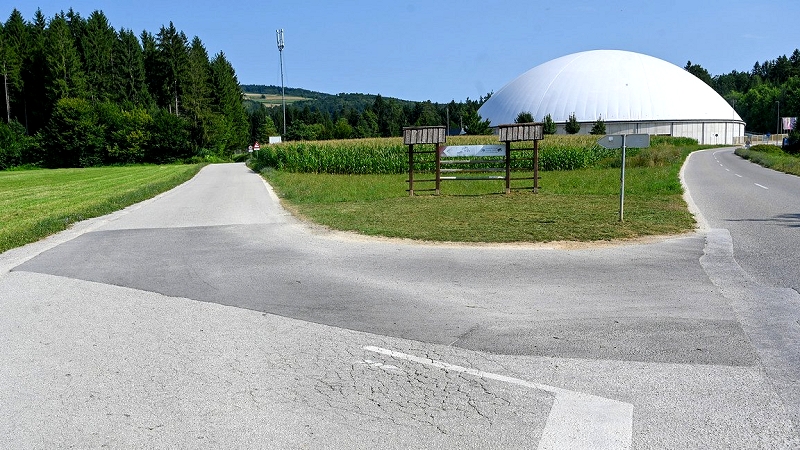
[478, 50, 742, 126]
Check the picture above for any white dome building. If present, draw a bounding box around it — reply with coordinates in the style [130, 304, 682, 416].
[478, 50, 744, 145]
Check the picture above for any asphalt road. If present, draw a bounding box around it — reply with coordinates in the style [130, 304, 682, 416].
[1, 161, 799, 448]
[683, 147, 800, 291]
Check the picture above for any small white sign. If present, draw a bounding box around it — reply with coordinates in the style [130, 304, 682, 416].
[439, 145, 505, 157]
[597, 134, 650, 149]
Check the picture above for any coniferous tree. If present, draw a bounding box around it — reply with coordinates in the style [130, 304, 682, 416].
[463, 109, 492, 135]
[210, 51, 248, 152]
[542, 113, 556, 134]
[184, 36, 213, 149]
[590, 116, 606, 135]
[113, 28, 150, 106]
[81, 10, 116, 101]
[565, 113, 580, 134]
[44, 14, 87, 102]
[21, 9, 48, 133]
[1, 10, 28, 124]
[155, 22, 188, 115]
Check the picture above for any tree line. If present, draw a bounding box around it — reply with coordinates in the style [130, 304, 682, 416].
[244, 89, 496, 144]
[0, 8, 248, 169]
[685, 49, 800, 134]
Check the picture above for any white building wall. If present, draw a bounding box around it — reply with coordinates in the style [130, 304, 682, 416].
[555, 120, 745, 145]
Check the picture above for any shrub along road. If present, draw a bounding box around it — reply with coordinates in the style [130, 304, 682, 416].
[1, 162, 798, 448]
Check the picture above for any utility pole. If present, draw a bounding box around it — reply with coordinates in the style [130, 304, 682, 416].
[276, 29, 286, 137]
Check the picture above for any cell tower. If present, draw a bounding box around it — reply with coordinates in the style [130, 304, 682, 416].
[276, 29, 286, 136]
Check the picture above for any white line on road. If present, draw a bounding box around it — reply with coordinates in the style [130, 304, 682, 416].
[363, 346, 633, 450]
[735, 174, 743, 178]
[755, 183, 769, 190]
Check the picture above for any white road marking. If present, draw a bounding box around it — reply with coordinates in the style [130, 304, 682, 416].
[755, 183, 769, 190]
[735, 174, 743, 178]
[363, 346, 633, 450]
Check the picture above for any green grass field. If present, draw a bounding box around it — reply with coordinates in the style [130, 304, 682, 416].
[0, 164, 203, 253]
[252, 135, 701, 243]
[263, 163, 695, 243]
[243, 93, 312, 107]
[735, 145, 800, 176]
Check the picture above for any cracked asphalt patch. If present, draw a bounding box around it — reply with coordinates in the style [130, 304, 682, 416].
[2, 271, 797, 449]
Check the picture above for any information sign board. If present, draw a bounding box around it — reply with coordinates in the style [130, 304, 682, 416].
[439, 145, 505, 157]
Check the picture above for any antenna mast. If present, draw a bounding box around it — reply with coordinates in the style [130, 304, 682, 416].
[276, 29, 286, 136]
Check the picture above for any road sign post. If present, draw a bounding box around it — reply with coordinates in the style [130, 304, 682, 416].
[597, 134, 650, 222]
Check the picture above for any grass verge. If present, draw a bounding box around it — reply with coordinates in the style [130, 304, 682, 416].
[734, 145, 800, 176]
[0, 164, 204, 253]
[262, 162, 695, 243]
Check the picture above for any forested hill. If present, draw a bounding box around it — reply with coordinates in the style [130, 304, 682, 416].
[240, 84, 417, 114]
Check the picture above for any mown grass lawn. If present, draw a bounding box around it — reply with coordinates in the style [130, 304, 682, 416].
[0, 164, 203, 253]
[263, 164, 695, 243]
[735, 144, 800, 176]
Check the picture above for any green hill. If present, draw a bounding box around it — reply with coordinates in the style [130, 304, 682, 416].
[240, 84, 417, 115]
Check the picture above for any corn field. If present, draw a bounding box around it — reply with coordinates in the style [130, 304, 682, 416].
[249, 135, 643, 174]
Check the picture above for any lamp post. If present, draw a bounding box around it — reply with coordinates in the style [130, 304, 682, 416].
[776, 100, 780, 136]
[276, 29, 286, 137]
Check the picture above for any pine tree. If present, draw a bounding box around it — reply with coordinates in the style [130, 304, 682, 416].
[44, 14, 87, 102]
[184, 36, 213, 149]
[1, 9, 27, 124]
[565, 113, 580, 134]
[542, 113, 556, 134]
[590, 116, 606, 135]
[113, 28, 150, 106]
[21, 9, 48, 133]
[463, 109, 492, 135]
[155, 22, 189, 115]
[81, 10, 116, 101]
[210, 51, 248, 152]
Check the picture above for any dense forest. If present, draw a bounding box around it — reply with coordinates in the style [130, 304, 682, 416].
[685, 50, 800, 134]
[0, 8, 249, 169]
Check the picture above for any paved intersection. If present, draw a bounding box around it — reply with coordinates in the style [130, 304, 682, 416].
[1, 157, 798, 448]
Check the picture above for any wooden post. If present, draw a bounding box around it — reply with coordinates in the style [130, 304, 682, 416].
[533, 139, 539, 193]
[497, 122, 544, 194]
[408, 143, 414, 196]
[402, 126, 446, 196]
[504, 141, 512, 194]
[435, 145, 441, 195]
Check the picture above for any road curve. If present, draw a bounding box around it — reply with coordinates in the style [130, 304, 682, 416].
[1, 162, 798, 448]
[682, 147, 800, 433]
[683, 147, 800, 291]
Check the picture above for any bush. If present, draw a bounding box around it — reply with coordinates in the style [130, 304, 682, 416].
[42, 98, 106, 168]
[515, 111, 534, 123]
[147, 110, 192, 163]
[748, 144, 783, 153]
[0, 121, 38, 170]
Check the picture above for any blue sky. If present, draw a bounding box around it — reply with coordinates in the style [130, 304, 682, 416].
[10, 1, 800, 103]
